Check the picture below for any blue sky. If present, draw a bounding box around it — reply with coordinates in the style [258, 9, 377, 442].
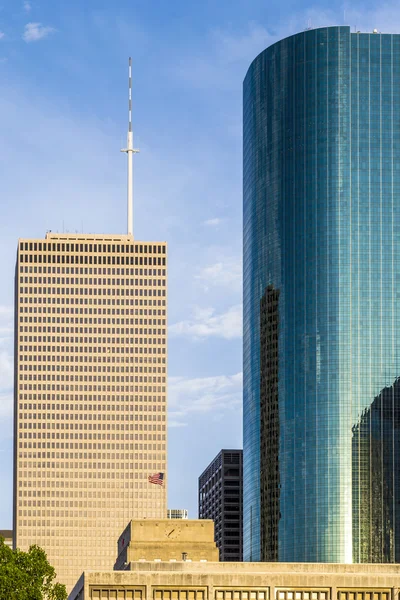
[0, 0, 399, 526]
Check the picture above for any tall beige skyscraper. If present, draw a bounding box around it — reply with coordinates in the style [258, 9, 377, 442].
[13, 233, 167, 591]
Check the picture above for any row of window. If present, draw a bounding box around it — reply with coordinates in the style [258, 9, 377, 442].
[20, 242, 166, 254]
[19, 431, 166, 438]
[19, 387, 165, 395]
[21, 319, 165, 326]
[18, 474, 164, 488]
[20, 288, 167, 297]
[20, 266, 163, 275]
[19, 433, 165, 441]
[20, 302, 166, 312]
[20, 452, 163, 460]
[20, 329, 166, 338]
[20, 364, 165, 371]
[20, 254, 166, 266]
[20, 441, 163, 450]
[20, 361, 165, 372]
[20, 393, 165, 402]
[20, 348, 167, 360]
[20, 343, 165, 353]
[21, 309, 166, 319]
[19, 462, 163, 472]
[20, 483, 160, 493]
[20, 373, 166, 380]
[20, 300, 166, 310]
[18, 507, 162, 518]
[20, 412, 165, 421]
[91, 590, 139, 600]
[21, 272, 166, 283]
[20, 416, 165, 426]
[19, 277, 166, 295]
[20, 413, 165, 422]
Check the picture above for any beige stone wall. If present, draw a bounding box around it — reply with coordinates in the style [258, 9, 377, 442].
[0, 530, 13, 548]
[14, 233, 168, 592]
[68, 563, 400, 600]
[115, 520, 219, 567]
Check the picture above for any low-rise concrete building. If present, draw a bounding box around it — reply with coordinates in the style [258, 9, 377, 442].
[69, 519, 400, 600]
[69, 561, 400, 600]
[114, 519, 219, 570]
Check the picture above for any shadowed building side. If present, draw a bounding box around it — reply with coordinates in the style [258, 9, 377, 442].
[199, 450, 243, 561]
[260, 285, 280, 561]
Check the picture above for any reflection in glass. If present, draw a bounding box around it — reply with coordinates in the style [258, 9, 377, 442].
[352, 377, 400, 562]
[243, 25, 400, 562]
[260, 285, 280, 561]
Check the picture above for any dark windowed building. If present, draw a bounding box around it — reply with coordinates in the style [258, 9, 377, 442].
[243, 26, 400, 563]
[199, 450, 243, 561]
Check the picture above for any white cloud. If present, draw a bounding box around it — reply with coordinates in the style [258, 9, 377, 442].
[0, 32, 5, 40]
[175, 5, 400, 93]
[213, 22, 274, 65]
[169, 304, 242, 340]
[203, 218, 221, 227]
[290, 4, 400, 35]
[23, 1, 32, 12]
[168, 420, 187, 429]
[174, 22, 274, 90]
[169, 372, 242, 426]
[23, 22, 55, 43]
[196, 258, 242, 291]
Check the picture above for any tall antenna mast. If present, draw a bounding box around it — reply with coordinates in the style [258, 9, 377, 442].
[121, 57, 139, 236]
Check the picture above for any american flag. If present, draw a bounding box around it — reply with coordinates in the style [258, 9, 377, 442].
[148, 472, 164, 486]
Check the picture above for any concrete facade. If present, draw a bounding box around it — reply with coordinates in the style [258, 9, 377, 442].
[14, 232, 168, 592]
[0, 530, 13, 548]
[114, 520, 219, 569]
[69, 561, 400, 600]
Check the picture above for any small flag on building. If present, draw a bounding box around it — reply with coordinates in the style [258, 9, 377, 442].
[148, 472, 164, 486]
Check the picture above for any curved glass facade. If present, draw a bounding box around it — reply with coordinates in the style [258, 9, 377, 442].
[243, 26, 400, 562]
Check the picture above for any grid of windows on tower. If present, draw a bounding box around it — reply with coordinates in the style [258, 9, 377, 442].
[14, 234, 168, 593]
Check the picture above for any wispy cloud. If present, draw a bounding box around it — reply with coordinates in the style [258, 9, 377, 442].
[169, 372, 242, 427]
[169, 304, 242, 340]
[174, 22, 274, 91]
[0, 32, 5, 40]
[292, 4, 400, 35]
[175, 5, 400, 94]
[203, 218, 222, 227]
[23, 22, 55, 43]
[23, 1, 32, 12]
[196, 258, 242, 292]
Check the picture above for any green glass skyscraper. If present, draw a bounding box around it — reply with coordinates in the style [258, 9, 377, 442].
[243, 26, 400, 563]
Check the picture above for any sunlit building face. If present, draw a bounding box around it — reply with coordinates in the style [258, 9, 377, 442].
[14, 233, 167, 591]
[243, 25, 400, 563]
